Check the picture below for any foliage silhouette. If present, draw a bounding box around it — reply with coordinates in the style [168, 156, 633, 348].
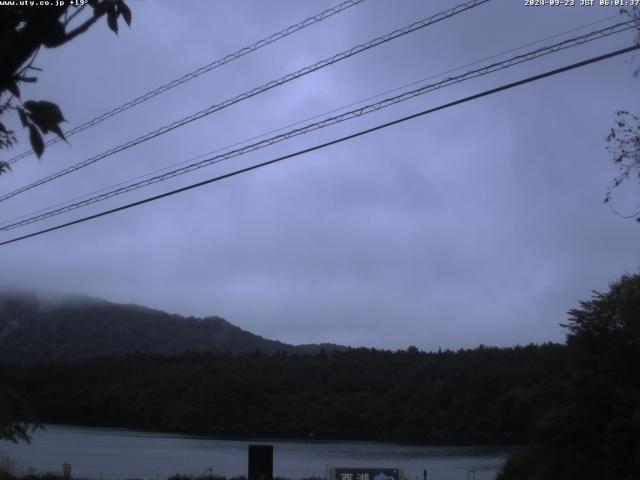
[0, 0, 131, 173]
[0, 0, 131, 442]
[604, 7, 640, 222]
[498, 273, 640, 479]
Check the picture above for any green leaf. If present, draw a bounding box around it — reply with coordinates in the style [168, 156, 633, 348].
[107, 8, 118, 34]
[23, 100, 66, 139]
[49, 123, 67, 142]
[117, 1, 132, 26]
[17, 108, 28, 127]
[28, 124, 44, 158]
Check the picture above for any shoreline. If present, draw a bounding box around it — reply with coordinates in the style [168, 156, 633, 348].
[28, 422, 522, 450]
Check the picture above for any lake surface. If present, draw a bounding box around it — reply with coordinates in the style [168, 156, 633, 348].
[0, 425, 512, 480]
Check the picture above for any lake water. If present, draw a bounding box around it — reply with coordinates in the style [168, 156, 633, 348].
[0, 425, 512, 480]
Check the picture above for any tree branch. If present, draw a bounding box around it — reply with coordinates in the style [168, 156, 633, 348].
[64, 5, 87, 29]
[56, 13, 102, 46]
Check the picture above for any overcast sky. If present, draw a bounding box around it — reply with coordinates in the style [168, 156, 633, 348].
[1, 0, 639, 350]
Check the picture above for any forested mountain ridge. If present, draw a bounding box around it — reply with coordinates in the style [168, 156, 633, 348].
[0, 292, 343, 363]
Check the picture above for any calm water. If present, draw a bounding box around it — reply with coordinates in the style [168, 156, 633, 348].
[0, 425, 512, 480]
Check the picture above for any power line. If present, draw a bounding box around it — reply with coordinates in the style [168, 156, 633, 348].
[0, 0, 491, 204]
[3, 18, 636, 230]
[4, 0, 367, 166]
[1, 13, 624, 230]
[2, 44, 637, 247]
[2, 18, 636, 232]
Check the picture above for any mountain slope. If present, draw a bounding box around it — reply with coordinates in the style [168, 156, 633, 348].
[0, 292, 342, 363]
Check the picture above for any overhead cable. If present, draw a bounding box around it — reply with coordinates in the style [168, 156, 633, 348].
[1, 44, 638, 247]
[1, 18, 636, 232]
[0, 0, 491, 203]
[0, 13, 625, 230]
[4, 0, 367, 166]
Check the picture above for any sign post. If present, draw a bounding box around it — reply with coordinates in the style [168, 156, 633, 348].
[248, 444, 273, 480]
[62, 464, 71, 479]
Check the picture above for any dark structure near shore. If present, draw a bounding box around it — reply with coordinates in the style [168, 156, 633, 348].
[248, 445, 273, 480]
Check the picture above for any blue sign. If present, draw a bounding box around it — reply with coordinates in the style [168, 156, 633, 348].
[334, 468, 402, 480]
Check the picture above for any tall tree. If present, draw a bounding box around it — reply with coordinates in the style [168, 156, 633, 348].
[499, 273, 640, 480]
